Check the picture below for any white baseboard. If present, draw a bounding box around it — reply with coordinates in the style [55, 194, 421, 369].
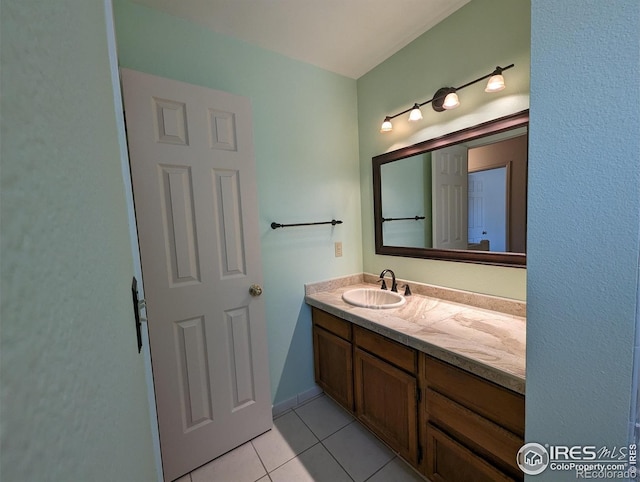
[272, 385, 324, 417]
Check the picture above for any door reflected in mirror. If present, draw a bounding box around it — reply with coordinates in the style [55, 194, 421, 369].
[380, 129, 527, 252]
[373, 110, 528, 267]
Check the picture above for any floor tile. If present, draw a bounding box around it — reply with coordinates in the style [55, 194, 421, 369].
[367, 457, 426, 481]
[323, 421, 394, 482]
[251, 410, 319, 472]
[174, 475, 191, 482]
[256, 476, 271, 482]
[190, 442, 266, 482]
[295, 395, 353, 440]
[269, 444, 352, 482]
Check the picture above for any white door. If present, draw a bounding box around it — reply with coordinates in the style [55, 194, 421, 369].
[468, 167, 507, 251]
[121, 69, 272, 482]
[432, 145, 468, 249]
[467, 175, 485, 244]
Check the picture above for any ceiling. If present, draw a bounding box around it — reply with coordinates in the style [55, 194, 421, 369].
[131, 0, 471, 79]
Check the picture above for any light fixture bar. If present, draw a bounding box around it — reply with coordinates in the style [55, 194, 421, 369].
[380, 64, 514, 132]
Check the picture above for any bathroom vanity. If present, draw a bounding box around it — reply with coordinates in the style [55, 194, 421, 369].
[305, 274, 525, 481]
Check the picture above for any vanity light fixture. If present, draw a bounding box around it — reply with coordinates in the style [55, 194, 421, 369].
[408, 104, 423, 121]
[442, 91, 460, 110]
[380, 64, 514, 133]
[380, 117, 393, 132]
[485, 69, 507, 92]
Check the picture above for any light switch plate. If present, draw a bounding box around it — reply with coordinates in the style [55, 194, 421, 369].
[335, 241, 343, 257]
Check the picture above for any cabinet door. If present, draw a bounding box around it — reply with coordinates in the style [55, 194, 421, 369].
[354, 347, 418, 464]
[313, 324, 353, 411]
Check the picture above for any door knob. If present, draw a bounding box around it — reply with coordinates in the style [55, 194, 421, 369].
[249, 284, 263, 297]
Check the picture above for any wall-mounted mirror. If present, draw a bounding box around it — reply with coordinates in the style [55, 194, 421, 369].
[373, 110, 528, 267]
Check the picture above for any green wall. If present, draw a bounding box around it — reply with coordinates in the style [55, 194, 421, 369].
[357, 0, 531, 300]
[5, 2, 639, 481]
[113, 0, 362, 406]
[526, 1, 640, 479]
[380, 154, 428, 248]
[0, 1, 157, 480]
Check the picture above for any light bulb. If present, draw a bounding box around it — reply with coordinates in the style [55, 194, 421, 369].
[408, 104, 423, 121]
[443, 92, 460, 110]
[380, 117, 393, 132]
[485, 74, 505, 92]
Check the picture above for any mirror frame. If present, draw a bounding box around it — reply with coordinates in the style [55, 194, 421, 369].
[373, 110, 529, 267]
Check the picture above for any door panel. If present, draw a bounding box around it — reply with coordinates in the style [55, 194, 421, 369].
[226, 306, 256, 408]
[213, 169, 246, 276]
[432, 145, 468, 249]
[159, 165, 200, 285]
[175, 316, 212, 430]
[121, 68, 271, 482]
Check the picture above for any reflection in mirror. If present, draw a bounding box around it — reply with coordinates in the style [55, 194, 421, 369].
[381, 154, 432, 248]
[381, 129, 527, 251]
[373, 110, 528, 267]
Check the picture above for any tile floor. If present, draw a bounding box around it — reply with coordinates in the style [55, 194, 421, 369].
[175, 394, 428, 482]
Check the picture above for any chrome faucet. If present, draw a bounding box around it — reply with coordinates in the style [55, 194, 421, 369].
[379, 269, 398, 292]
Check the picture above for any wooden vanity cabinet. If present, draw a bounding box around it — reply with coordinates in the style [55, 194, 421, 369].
[312, 308, 354, 411]
[421, 354, 525, 481]
[353, 326, 419, 466]
[311, 307, 526, 481]
[311, 308, 420, 465]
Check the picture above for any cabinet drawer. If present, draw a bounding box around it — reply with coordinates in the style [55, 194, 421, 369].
[354, 326, 417, 374]
[425, 424, 515, 482]
[423, 355, 524, 436]
[426, 388, 523, 477]
[312, 308, 351, 341]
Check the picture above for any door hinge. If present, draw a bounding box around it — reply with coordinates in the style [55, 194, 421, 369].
[131, 277, 144, 353]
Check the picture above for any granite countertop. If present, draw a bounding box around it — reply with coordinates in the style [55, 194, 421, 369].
[305, 273, 526, 394]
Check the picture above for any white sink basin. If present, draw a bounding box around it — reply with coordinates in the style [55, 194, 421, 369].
[342, 288, 406, 309]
